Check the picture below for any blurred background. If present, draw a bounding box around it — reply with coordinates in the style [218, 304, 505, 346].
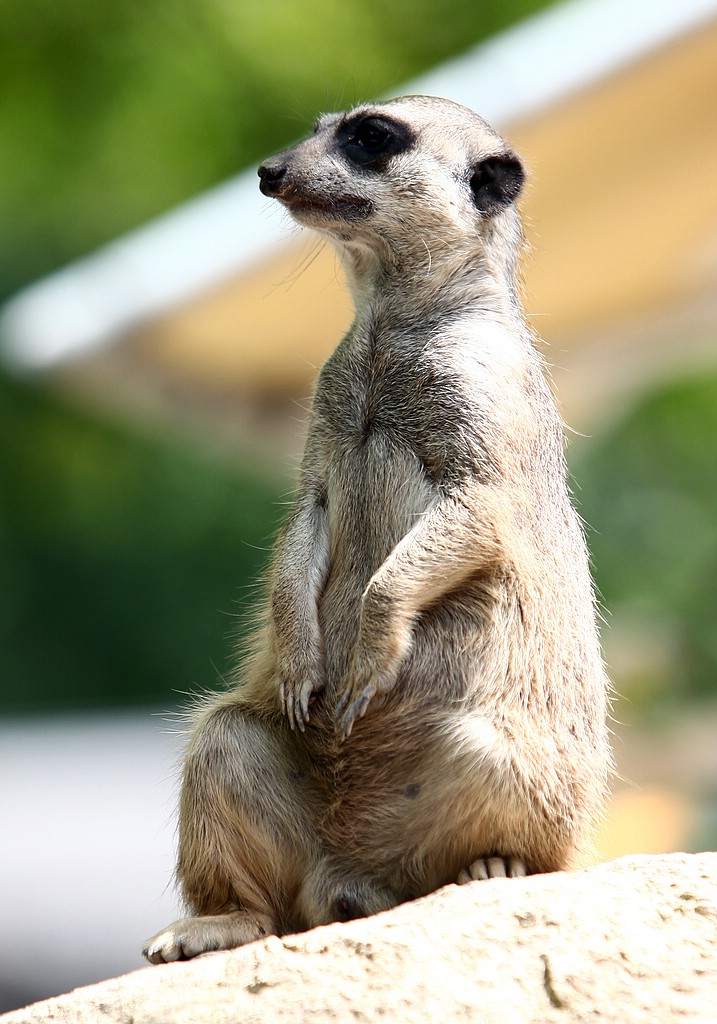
[1, 0, 716, 1012]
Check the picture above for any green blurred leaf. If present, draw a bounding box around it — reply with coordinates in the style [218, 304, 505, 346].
[572, 372, 717, 703]
[0, 0, 553, 298]
[0, 370, 284, 711]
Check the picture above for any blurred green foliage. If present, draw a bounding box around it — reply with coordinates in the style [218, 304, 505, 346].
[0, 370, 285, 711]
[0, 0, 551, 301]
[574, 371, 717, 707]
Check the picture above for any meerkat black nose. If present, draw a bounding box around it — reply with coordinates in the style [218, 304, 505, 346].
[258, 160, 288, 197]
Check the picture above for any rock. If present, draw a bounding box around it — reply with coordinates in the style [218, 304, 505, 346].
[3, 853, 716, 1024]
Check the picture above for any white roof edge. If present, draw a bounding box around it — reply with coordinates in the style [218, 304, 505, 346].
[3, 0, 717, 372]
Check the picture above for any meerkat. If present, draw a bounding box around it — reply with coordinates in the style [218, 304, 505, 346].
[143, 95, 612, 964]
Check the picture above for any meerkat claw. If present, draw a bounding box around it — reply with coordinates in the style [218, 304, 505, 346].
[336, 688, 374, 741]
[457, 856, 528, 884]
[297, 681, 315, 729]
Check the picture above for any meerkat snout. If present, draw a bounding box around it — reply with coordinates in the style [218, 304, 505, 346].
[257, 159, 287, 197]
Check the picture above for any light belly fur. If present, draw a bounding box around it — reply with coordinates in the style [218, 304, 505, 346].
[319, 434, 435, 677]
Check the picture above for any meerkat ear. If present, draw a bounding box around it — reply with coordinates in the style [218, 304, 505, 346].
[469, 153, 525, 216]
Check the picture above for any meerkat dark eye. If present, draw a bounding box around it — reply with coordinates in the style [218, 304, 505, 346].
[352, 121, 392, 151]
[340, 114, 416, 170]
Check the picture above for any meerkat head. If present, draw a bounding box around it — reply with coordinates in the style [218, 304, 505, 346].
[258, 95, 525, 298]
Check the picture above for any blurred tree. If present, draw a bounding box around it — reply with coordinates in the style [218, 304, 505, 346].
[0, 370, 285, 711]
[573, 370, 717, 708]
[0, 0, 552, 300]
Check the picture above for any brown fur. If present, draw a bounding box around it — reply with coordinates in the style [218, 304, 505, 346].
[143, 96, 612, 964]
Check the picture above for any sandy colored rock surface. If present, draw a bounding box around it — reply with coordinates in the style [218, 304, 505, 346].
[4, 853, 716, 1024]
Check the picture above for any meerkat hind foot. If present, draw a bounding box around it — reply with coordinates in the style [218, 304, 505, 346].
[457, 856, 527, 884]
[142, 910, 270, 965]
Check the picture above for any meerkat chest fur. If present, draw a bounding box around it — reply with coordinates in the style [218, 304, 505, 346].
[312, 306, 533, 562]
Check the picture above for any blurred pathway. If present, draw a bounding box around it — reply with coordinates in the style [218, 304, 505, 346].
[0, 712, 183, 1013]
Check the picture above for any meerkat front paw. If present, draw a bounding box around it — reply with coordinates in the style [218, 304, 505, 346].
[275, 632, 325, 732]
[334, 655, 401, 741]
[334, 673, 380, 741]
[279, 663, 324, 732]
[335, 612, 413, 740]
[457, 856, 528, 883]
